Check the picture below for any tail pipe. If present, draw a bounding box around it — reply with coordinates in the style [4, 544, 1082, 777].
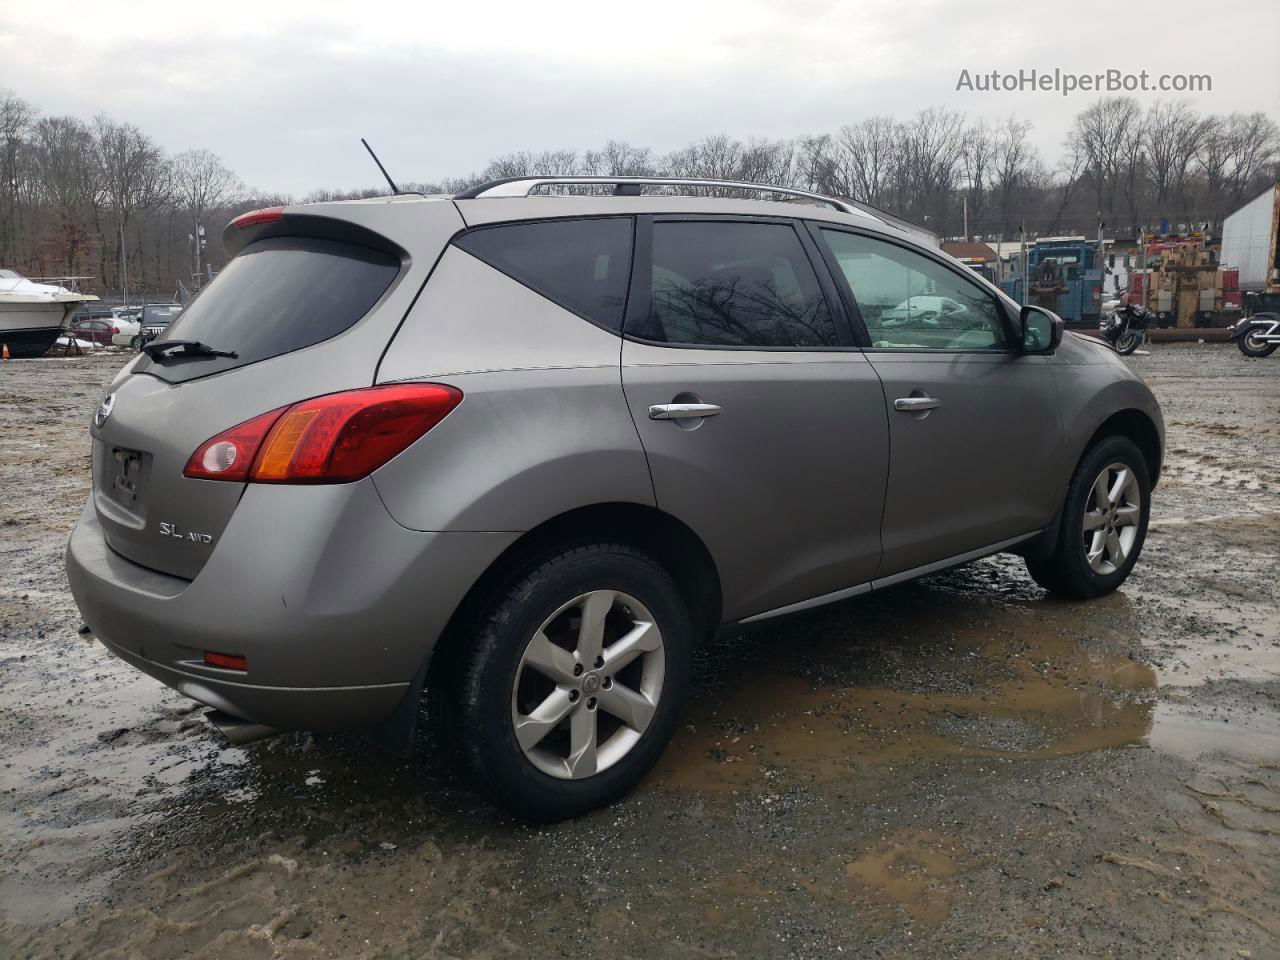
[204, 709, 283, 746]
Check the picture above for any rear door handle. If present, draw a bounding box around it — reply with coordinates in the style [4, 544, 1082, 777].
[649, 403, 722, 420]
[893, 396, 941, 412]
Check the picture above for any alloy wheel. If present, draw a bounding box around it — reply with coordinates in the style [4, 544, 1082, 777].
[510, 590, 665, 780]
[1083, 462, 1141, 575]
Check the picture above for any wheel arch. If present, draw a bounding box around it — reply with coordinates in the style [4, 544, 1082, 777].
[1084, 408, 1163, 487]
[365, 502, 724, 756]
[1020, 406, 1162, 568]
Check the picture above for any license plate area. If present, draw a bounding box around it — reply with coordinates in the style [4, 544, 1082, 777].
[107, 446, 147, 509]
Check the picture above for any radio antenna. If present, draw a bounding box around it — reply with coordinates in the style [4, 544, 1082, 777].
[361, 138, 401, 195]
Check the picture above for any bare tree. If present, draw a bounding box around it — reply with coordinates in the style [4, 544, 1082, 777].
[1068, 97, 1143, 223]
[0, 90, 36, 265]
[829, 116, 901, 207]
[30, 116, 102, 275]
[900, 108, 967, 233]
[172, 148, 241, 285]
[991, 116, 1037, 241]
[1145, 101, 1208, 216]
[959, 119, 996, 239]
[94, 116, 169, 297]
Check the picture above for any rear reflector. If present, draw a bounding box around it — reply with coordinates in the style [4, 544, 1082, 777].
[229, 206, 286, 229]
[183, 384, 463, 484]
[204, 651, 248, 671]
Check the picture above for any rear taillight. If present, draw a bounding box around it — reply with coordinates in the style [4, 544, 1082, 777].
[229, 206, 285, 229]
[112, 326, 120, 334]
[183, 384, 462, 484]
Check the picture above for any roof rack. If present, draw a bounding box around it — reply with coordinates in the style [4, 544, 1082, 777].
[454, 176, 864, 217]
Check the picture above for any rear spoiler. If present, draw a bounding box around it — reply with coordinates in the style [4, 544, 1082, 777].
[222, 206, 408, 260]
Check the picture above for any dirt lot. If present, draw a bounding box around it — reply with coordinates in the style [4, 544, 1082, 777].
[1, 343, 1277, 960]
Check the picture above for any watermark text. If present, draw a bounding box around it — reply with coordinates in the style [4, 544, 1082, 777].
[956, 68, 1212, 96]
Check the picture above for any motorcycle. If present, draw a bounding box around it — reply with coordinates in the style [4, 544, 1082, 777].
[1229, 313, 1280, 358]
[1100, 302, 1150, 356]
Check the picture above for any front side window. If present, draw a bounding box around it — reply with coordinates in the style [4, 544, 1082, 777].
[820, 230, 1011, 351]
[635, 220, 838, 348]
[454, 217, 632, 332]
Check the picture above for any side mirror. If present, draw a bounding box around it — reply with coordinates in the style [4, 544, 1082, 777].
[1020, 304, 1064, 354]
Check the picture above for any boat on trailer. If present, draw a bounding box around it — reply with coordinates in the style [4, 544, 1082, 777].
[0, 270, 100, 357]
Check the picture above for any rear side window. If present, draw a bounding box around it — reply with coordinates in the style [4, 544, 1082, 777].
[454, 217, 632, 331]
[139, 237, 400, 383]
[635, 221, 838, 348]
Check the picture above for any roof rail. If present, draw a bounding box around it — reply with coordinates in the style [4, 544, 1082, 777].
[454, 176, 864, 217]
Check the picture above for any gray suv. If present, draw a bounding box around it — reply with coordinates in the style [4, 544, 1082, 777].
[66, 178, 1163, 819]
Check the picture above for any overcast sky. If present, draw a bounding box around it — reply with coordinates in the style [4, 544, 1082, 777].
[3, 0, 1277, 197]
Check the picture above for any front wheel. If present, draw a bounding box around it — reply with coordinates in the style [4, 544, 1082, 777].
[130, 335, 145, 351]
[1114, 331, 1141, 355]
[1026, 435, 1151, 598]
[1237, 329, 1278, 358]
[447, 543, 693, 821]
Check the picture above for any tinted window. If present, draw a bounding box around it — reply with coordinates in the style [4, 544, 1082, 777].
[455, 217, 632, 331]
[637, 221, 837, 348]
[820, 230, 1010, 351]
[139, 237, 399, 383]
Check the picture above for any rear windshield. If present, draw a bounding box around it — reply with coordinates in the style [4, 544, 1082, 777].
[137, 236, 400, 383]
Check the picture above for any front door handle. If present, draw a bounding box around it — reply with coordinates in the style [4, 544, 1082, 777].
[649, 403, 722, 420]
[893, 396, 941, 412]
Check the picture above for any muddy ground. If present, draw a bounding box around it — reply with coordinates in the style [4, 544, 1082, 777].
[1, 343, 1277, 960]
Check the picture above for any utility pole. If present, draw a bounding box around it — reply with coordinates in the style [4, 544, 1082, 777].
[190, 222, 206, 291]
[1020, 222, 1027, 303]
[119, 219, 128, 308]
[962, 194, 970, 243]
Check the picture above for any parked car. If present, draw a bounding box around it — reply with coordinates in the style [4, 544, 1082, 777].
[67, 179, 1164, 821]
[67, 317, 114, 347]
[134, 303, 183, 347]
[72, 304, 116, 324]
[111, 316, 141, 348]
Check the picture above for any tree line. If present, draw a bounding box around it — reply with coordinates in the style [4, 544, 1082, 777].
[2, 88, 1277, 301]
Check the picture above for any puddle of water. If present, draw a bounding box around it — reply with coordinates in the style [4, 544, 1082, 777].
[649, 587, 1158, 794]
[838, 830, 960, 927]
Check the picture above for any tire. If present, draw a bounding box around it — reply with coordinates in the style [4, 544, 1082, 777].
[1026, 435, 1151, 599]
[445, 543, 693, 821]
[1237, 330, 1278, 358]
[130, 335, 145, 351]
[1114, 331, 1140, 355]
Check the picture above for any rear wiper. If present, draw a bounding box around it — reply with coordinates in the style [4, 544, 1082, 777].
[142, 339, 238, 361]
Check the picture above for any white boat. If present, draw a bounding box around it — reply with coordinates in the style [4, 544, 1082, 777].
[0, 270, 100, 357]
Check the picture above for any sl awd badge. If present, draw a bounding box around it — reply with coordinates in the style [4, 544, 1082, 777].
[159, 522, 214, 545]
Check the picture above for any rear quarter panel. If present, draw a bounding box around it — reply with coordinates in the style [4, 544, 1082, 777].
[373, 247, 653, 531]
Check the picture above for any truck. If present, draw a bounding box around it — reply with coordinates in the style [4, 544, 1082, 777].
[999, 236, 1104, 327]
[1220, 181, 1280, 316]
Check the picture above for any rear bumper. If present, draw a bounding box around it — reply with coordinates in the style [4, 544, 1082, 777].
[98, 633, 408, 730]
[66, 481, 518, 731]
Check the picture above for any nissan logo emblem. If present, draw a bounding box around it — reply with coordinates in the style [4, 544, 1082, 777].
[95, 393, 116, 428]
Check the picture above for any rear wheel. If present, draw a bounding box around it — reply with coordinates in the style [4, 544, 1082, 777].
[1238, 329, 1277, 357]
[447, 543, 692, 821]
[1026, 436, 1150, 598]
